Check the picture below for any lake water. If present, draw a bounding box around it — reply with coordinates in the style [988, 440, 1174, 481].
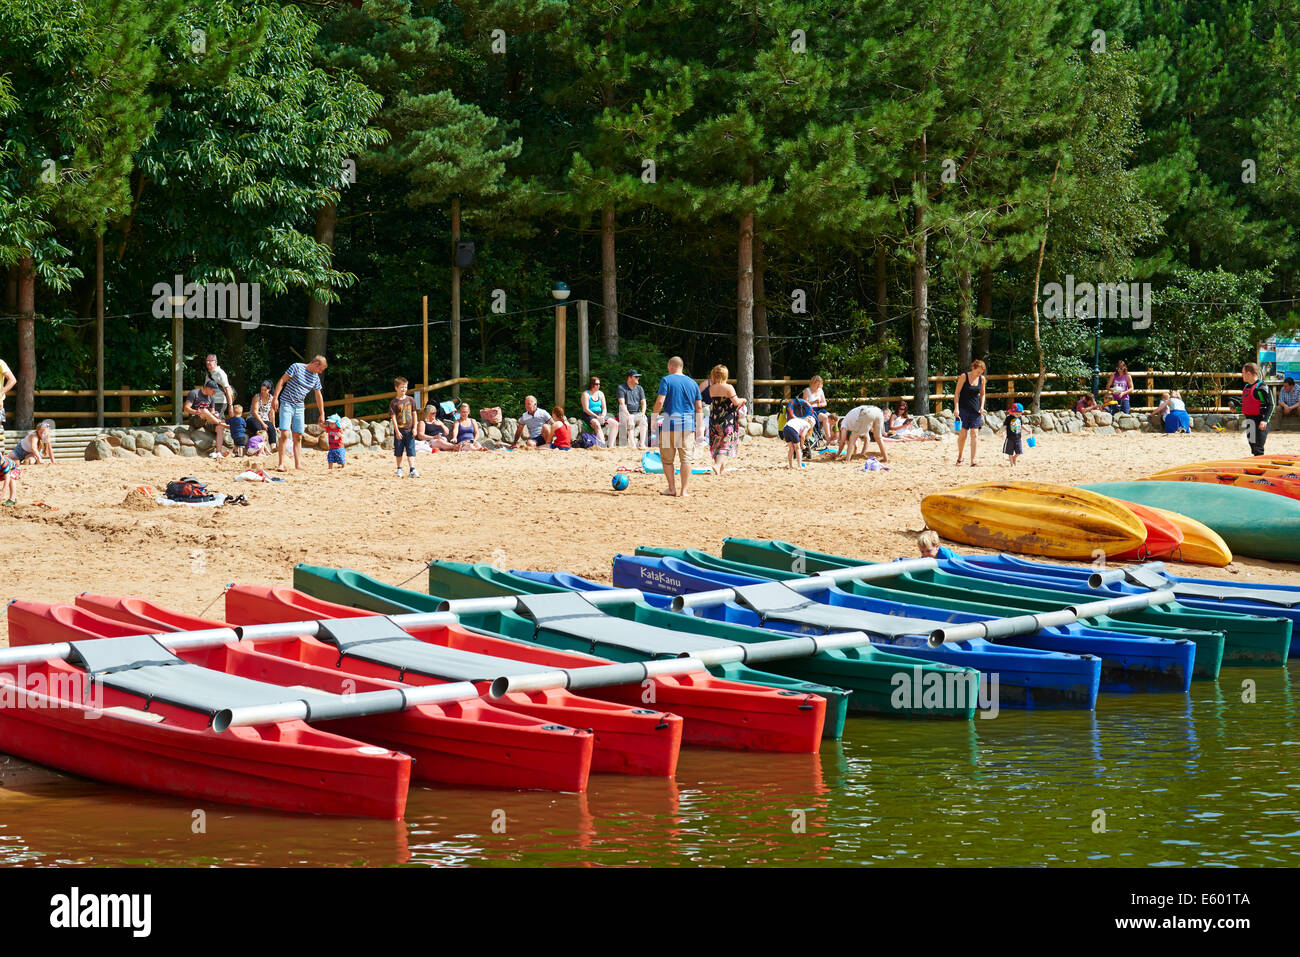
[2, 664, 1295, 867]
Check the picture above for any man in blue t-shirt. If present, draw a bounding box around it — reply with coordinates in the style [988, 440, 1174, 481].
[272, 354, 327, 471]
[653, 356, 703, 497]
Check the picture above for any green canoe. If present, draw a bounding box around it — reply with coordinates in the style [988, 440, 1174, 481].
[635, 544, 1226, 681]
[425, 560, 981, 720]
[1081, 481, 1300, 563]
[720, 538, 1294, 670]
[291, 563, 851, 739]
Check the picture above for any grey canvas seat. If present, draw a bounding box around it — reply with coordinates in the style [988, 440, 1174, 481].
[315, 615, 544, 681]
[513, 592, 733, 658]
[1123, 566, 1300, 607]
[68, 634, 336, 718]
[730, 582, 934, 639]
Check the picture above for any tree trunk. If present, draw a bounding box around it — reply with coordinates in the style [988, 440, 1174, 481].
[305, 201, 337, 359]
[957, 268, 972, 371]
[753, 229, 771, 400]
[977, 264, 992, 359]
[1030, 159, 1062, 411]
[601, 203, 618, 356]
[875, 242, 889, 372]
[737, 172, 756, 404]
[911, 135, 929, 416]
[5, 263, 16, 314]
[16, 254, 35, 431]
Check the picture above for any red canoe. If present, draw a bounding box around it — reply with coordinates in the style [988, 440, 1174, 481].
[1, 605, 411, 819]
[1110, 501, 1185, 561]
[219, 583, 826, 754]
[77, 593, 683, 777]
[9, 600, 599, 795]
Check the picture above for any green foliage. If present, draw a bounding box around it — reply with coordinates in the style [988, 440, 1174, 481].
[1145, 266, 1276, 390]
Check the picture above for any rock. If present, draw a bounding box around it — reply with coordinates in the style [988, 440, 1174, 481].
[1093, 410, 1113, 426]
[177, 431, 196, 447]
[104, 433, 123, 448]
[381, 435, 394, 451]
[163, 437, 181, 453]
[193, 431, 215, 453]
[480, 437, 498, 450]
[940, 408, 955, 420]
[979, 424, 994, 436]
[747, 420, 763, 436]
[135, 431, 155, 451]
[1039, 413, 1056, 432]
[339, 416, 353, 430]
[358, 429, 372, 448]
[305, 424, 323, 437]
[154, 444, 175, 456]
[1190, 415, 1205, 431]
[85, 438, 113, 461]
[111, 445, 134, 458]
[1095, 425, 1116, 435]
[502, 418, 518, 440]
[1116, 414, 1139, 430]
[764, 417, 779, 437]
[487, 426, 503, 442]
[179, 444, 198, 457]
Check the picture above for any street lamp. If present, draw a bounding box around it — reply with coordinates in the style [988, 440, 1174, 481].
[553, 282, 570, 409]
[1091, 313, 1102, 398]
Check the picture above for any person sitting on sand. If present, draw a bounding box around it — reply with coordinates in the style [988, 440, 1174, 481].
[550, 406, 572, 449]
[246, 380, 276, 451]
[0, 452, 19, 506]
[1074, 393, 1099, 414]
[832, 404, 887, 462]
[7, 419, 55, 466]
[885, 401, 913, 437]
[226, 404, 247, 457]
[417, 404, 458, 451]
[451, 403, 488, 451]
[1154, 390, 1191, 433]
[917, 530, 956, 560]
[513, 395, 552, 448]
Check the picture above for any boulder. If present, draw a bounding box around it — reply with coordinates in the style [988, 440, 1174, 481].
[111, 445, 135, 458]
[135, 431, 155, 452]
[343, 429, 360, 448]
[487, 426, 503, 442]
[747, 420, 763, 436]
[381, 435, 394, 451]
[163, 437, 181, 453]
[1115, 414, 1140, 430]
[764, 417, 779, 437]
[480, 437, 498, 450]
[979, 424, 994, 436]
[154, 444, 175, 456]
[179, 444, 198, 457]
[85, 438, 113, 461]
[104, 433, 123, 448]
[1095, 425, 1116, 435]
[1094, 410, 1113, 426]
[305, 424, 323, 437]
[177, 431, 196, 447]
[358, 428, 373, 448]
[1038, 413, 1057, 432]
[192, 431, 216, 453]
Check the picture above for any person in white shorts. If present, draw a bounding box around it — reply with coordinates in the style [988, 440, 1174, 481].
[832, 404, 887, 462]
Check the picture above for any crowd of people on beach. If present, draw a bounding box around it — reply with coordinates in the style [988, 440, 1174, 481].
[0, 344, 1286, 505]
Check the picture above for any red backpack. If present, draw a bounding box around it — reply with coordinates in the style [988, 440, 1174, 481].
[164, 477, 214, 503]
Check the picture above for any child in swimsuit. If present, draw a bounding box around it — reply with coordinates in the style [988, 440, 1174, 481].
[0, 454, 19, 506]
[998, 402, 1024, 465]
[324, 415, 346, 469]
[550, 406, 572, 449]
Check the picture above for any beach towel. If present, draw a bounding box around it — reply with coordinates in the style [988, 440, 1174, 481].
[156, 496, 225, 508]
[884, 429, 940, 442]
[235, 469, 286, 483]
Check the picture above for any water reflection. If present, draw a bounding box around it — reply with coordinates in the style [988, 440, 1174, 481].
[0, 666, 1296, 867]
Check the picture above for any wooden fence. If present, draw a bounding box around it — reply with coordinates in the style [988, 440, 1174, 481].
[18, 370, 1251, 428]
[752, 370, 1246, 413]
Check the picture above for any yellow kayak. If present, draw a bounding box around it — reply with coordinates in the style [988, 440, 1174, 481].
[921, 481, 1146, 559]
[1124, 503, 1233, 567]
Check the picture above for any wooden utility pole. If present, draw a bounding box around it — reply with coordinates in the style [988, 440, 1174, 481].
[421, 295, 429, 405]
[96, 232, 105, 428]
[577, 299, 590, 384]
[172, 297, 184, 426]
[450, 197, 461, 400]
[554, 301, 567, 410]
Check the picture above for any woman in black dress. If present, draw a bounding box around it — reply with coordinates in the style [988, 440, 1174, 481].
[954, 359, 987, 466]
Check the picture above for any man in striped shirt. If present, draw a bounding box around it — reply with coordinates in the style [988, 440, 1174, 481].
[272, 355, 327, 470]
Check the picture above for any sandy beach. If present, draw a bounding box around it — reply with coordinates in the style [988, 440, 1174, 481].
[1, 428, 1297, 645]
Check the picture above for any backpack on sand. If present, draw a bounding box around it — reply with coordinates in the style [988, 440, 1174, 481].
[165, 476, 215, 503]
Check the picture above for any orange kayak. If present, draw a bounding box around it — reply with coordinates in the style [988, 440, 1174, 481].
[1141, 468, 1300, 501]
[1111, 502, 1184, 560]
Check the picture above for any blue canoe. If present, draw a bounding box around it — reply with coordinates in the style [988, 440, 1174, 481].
[952, 553, 1300, 659]
[535, 560, 1104, 710]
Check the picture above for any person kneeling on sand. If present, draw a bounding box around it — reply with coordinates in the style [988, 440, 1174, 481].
[831, 404, 888, 462]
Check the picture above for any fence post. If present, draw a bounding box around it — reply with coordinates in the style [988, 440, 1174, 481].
[1145, 368, 1154, 409]
[120, 389, 131, 427]
[782, 376, 791, 402]
[1213, 375, 1222, 412]
[344, 393, 355, 418]
[1006, 374, 1015, 407]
